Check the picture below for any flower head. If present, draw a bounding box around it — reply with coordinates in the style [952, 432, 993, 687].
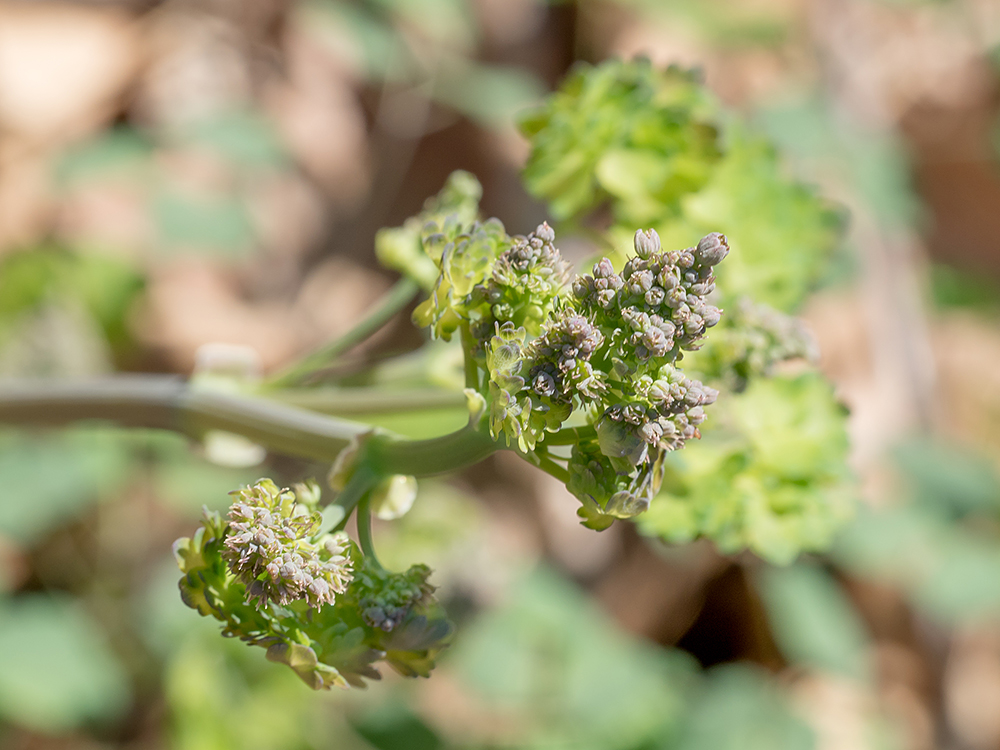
[223, 479, 353, 609]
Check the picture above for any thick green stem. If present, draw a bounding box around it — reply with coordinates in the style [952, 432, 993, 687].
[332, 464, 379, 528]
[0, 376, 503, 477]
[543, 425, 597, 447]
[460, 323, 480, 391]
[365, 424, 501, 477]
[269, 387, 465, 416]
[535, 454, 570, 483]
[267, 277, 420, 388]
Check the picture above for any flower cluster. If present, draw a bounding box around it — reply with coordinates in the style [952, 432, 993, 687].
[486, 322, 570, 452]
[567, 438, 664, 531]
[524, 310, 605, 404]
[482, 222, 571, 334]
[574, 230, 727, 366]
[174, 489, 453, 690]
[412, 218, 510, 340]
[598, 368, 718, 462]
[375, 170, 483, 290]
[350, 558, 435, 632]
[474, 229, 728, 525]
[222, 479, 352, 609]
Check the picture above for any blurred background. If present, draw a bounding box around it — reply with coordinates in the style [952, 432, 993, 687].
[1, 0, 1000, 748]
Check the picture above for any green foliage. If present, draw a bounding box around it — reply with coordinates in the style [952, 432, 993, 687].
[835, 438, 1000, 623]
[520, 58, 853, 561]
[637, 374, 853, 563]
[0, 595, 130, 732]
[451, 566, 814, 750]
[520, 58, 842, 313]
[758, 563, 870, 680]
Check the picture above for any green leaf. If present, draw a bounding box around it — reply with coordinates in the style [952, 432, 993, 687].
[675, 664, 815, 750]
[0, 595, 130, 732]
[758, 563, 870, 680]
[0, 429, 132, 543]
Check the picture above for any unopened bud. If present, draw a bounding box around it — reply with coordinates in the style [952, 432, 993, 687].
[634, 228, 661, 259]
[695, 233, 729, 266]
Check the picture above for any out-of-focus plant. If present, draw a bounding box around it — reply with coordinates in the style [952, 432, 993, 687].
[518, 59, 853, 563]
[0, 58, 854, 690]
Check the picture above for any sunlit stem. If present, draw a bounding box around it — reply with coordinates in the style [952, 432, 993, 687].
[535, 454, 570, 483]
[332, 465, 379, 532]
[267, 277, 420, 388]
[0, 377, 504, 476]
[543, 425, 597, 447]
[356, 493, 382, 570]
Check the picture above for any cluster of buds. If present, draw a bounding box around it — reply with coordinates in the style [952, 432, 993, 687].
[486, 322, 570, 451]
[524, 310, 605, 403]
[574, 230, 727, 366]
[223, 480, 353, 609]
[597, 368, 718, 470]
[485, 222, 571, 333]
[567, 438, 664, 530]
[413, 217, 510, 341]
[351, 559, 436, 632]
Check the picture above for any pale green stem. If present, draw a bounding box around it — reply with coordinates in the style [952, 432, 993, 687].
[535, 454, 570, 483]
[460, 323, 480, 391]
[356, 493, 382, 569]
[0, 376, 503, 477]
[267, 277, 420, 388]
[269, 387, 465, 415]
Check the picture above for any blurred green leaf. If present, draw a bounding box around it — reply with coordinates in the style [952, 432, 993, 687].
[835, 436, 1000, 623]
[930, 263, 1000, 315]
[675, 664, 814, 750]
[0, 429, 132, 543]
[352, 699, 446, 750]
[0, 595, 130, 732]
[153, 189, 256, 254]
[436, 63, 546, 127]
[56, 128, 153, 185]
[451, 566, 695, 750]
[892, 437, 1000, 517]
[758, 564, 869, 680]
[178, 111, 286, 168]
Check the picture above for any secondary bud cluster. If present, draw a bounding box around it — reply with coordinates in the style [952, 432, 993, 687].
[223, 480, 353, 609]
[487, 222, 571, 328]
[524, 311, 605, 403]
[352, 559, 435, 633]
[574, 230, 728, 365]
[600, 369, 718, 465]
[567, 439, 662, 530]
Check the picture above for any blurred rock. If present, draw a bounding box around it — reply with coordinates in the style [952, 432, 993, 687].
[133, 13, 251, 128]
[0, 3, 140, 142]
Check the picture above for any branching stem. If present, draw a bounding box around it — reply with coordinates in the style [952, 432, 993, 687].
[267, 277, 420, 388]
[0, 377, 503, 476]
